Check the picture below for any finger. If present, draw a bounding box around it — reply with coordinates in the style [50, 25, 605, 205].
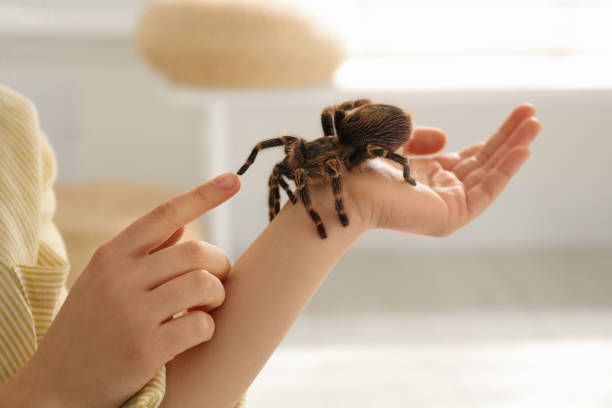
[148, 226, 185, 255]
[149, 269, 225, 324]
[113, 172, 240, 257]
[494, 103, 536, 146]
[479, 103, 536, 162]
[140, 240, 231, 290]
[466, 146, 531, 219]
[402, 127, 447, 156]
[463, 117, 540, 190]
[434, 142, 484, 170]
[452, 104, 535, 180]
[157, 310, 215, 362]
[479, 117, 540, 171]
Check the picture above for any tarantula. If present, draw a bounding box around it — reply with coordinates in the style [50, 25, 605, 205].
[237, 98, 416, 239]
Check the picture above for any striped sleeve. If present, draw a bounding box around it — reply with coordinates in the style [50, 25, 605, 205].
[0, 84, 166, 406]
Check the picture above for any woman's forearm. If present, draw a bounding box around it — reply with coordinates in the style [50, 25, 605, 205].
[160, 192, 366, 407]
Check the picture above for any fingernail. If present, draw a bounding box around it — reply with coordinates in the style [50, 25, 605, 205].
[213, 173, 237, 190]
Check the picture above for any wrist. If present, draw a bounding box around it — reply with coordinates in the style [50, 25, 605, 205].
[346, 158, 433, 233]
[4, 356, 71, 408]
[342, 165, 385, 232]
[283, 177, 369, 240]
[1, 370, 59, 408]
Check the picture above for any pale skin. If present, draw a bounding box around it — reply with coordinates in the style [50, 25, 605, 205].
[0, 104, 540, 407]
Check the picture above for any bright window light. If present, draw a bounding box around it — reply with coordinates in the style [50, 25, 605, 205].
[11, 0, 612, 57]
[7, 0, 612, 88]
[286, 0, 612, 57]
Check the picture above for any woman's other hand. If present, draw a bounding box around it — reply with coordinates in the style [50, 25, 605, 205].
[4, 173, 240, 408]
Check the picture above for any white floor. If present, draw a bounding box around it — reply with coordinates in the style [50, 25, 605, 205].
[247, 339, 612, 408]
[246, 250, 612, 407]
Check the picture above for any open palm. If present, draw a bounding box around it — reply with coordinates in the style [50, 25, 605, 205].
[351, 104, 541, 236]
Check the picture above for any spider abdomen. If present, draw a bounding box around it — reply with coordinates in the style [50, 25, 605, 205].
[336, 104, 412, 151]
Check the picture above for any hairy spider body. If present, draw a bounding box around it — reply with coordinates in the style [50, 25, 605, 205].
[237, 99, 416, 239]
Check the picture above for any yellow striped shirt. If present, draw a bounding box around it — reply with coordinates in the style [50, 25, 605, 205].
[0, 84, 165, 407]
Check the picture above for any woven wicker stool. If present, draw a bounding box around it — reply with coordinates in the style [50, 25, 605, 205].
[54, 180, 207, 290]
[135, 0, 346, 87]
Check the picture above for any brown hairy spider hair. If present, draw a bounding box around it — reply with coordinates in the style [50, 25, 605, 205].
[237, 98, 416, 239]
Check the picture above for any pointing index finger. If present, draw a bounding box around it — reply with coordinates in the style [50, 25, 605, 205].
[114, 172, 240, 257]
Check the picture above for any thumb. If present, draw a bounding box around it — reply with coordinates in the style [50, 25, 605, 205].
[401, 127, 447, 156]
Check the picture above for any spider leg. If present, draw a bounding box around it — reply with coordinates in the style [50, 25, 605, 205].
[321, 106, 335, 136]
[269, 165, 297, 221]
[295, 168, 327, 239]
[278, 176, 297, 204]
[333, 99, 373, 132]
[268, 172, 281, 221]
[338, 98, 372, 111]
[322, 99, 372, 137]
[347, 149, 369, 168]
[351, 144, 417, 186]
[325, 159, 349, 227]
[334, 109, 346, 126]
[238, 136, 298, 175]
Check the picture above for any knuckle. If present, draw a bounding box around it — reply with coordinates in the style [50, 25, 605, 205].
[212, 278, 226, 307]
[191, 269, 214, 293]
[206, 274, 226, 307]
[220, 253, 231, 278]
[208, 244, 231, 279]
[191, 269, 208, 290]
[150, 201, 177, 223]
[91, 241, 115, 265]
[184, 240, 207, 265]
[193, 311, 215, 341]
[193, 185, 209, 202]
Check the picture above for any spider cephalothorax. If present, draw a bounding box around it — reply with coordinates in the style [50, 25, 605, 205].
[237, 99, 416, 239]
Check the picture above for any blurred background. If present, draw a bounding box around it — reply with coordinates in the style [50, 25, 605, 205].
[1, 0, 611, 406]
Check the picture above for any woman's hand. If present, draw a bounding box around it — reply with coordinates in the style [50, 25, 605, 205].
[350, 104, 541, 236]
[4, 173, 240, 408]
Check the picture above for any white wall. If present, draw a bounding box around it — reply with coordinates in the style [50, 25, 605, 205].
[0, 40, 202, 187]
[1, 35, 611, 258]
